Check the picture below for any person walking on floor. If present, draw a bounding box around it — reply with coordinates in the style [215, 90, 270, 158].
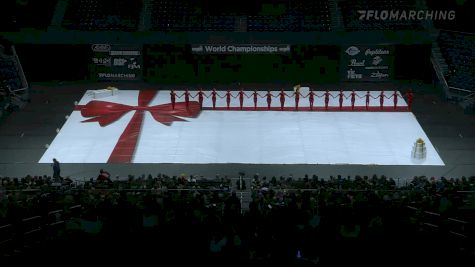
[52, 158, 61, 179]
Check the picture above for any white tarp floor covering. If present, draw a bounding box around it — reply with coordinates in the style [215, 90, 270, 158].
[39, 90, 444, 165]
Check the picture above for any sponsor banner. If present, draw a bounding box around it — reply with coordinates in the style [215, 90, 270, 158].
[341, 46, 393, 81]
[90, 44, 142, 81]
[191, 44, 291, 54]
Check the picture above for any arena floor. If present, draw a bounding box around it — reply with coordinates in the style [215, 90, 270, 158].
[0, 81, 473, 182]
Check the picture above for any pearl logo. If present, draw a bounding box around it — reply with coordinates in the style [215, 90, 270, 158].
[345, 46, 360, 56]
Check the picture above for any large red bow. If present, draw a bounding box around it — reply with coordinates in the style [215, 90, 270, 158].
[75, 90, 201, 163]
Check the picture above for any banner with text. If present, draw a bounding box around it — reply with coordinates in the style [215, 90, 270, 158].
[341, 45, 394, 82]
[90, 44, 142, 81]
[191, 44, 291, 54]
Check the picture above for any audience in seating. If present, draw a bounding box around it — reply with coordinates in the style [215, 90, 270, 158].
[438, 31, 475, 92]
[0, 172, 473, 264]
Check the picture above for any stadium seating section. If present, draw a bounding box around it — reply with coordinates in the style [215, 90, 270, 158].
[0, 0, 58, 31]
[150, 0, 331, 32]
[427, 0, 475, 34]
[0, 173, 473, 263]
[62, 0, 142, 31]
[150, 0, 235, 32]
[438, 31, 475, 92]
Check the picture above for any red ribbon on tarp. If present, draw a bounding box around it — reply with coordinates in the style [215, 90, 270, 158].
[74, 90, 201, 163]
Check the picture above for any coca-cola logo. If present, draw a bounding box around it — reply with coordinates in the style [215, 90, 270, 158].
[92, 44, 111, 52]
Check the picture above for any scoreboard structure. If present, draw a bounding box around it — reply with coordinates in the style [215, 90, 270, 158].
[89, 44, 142, 81]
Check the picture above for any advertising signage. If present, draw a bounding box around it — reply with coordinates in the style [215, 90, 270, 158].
[341, 45, 394, 82]
[90, 44, 142, 81]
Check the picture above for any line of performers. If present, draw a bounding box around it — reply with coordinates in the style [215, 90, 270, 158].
[170, 89, 414, 111]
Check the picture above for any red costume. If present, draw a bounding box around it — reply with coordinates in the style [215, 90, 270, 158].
[338, 90, 344, 110]
[406, 89, 414, 110]
[379, 91, 385, 110]
[184, 89, 191, 109]
[324, 90, 331, 110]
[211, 89, 217, 109]
[198, 89, 204, 108]
[308, 90, 315, 110]
[226, 90, 232, 109]
[392, 90, 399, 109]
[170, 90, 176, 110]
[294, 91, 300, 110]
[350, 90, 356, 110]
[279, 89, 288, 110]
[365, 91, 371, 110]
[266, 91, 273, 110]
[253, 90, 258, 110]
[239, 90, 245, 110]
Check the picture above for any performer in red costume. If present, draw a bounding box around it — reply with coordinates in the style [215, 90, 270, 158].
[294, 89, 301, 110]
[279, 89, 289, 110]
[238, 89, 246, 110]
[379, 90, 385, 110]
[184, 89, 191, 109]
[197, 88, 205, 109]
[324, 90, 331, 110]
[406, 89, 414, 111]
[365, 90, 371, 110]
[252, 90, 259, 110]
[225, 90, 232, 110]
[211, 88, 217, 110]
[170, 89, 177, 110]
[307, 89, 315, 110]
[392, 90, 399, 109]
[350, 89, 356, 110]
[338, 89, 344, 110]
[266, 90, 273, 110]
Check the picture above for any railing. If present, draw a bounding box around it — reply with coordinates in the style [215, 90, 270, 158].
[11, 46, 29, 97]
[430, 53, 451, 98]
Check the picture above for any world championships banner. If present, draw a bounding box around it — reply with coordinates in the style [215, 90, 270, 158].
[191, 44, 291, 54]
